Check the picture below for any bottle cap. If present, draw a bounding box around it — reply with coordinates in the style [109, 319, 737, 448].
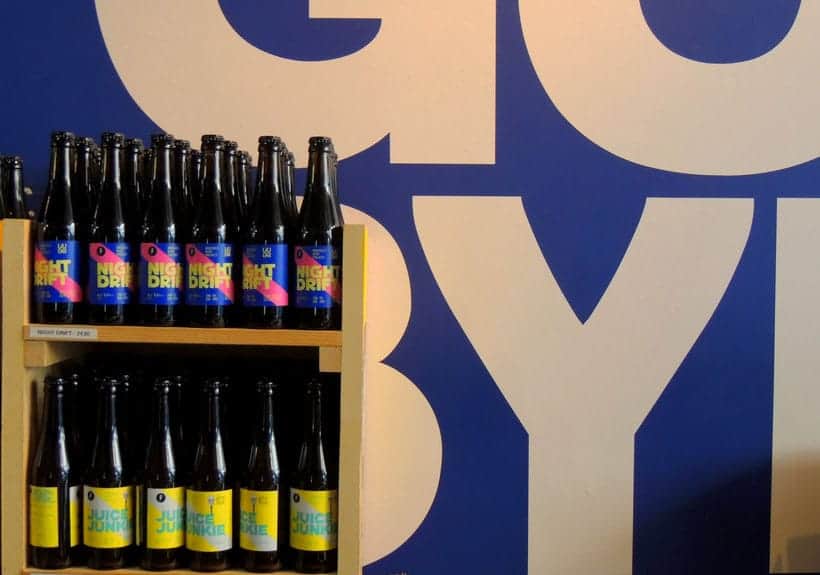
[151, 133, 175, 147]
[224, 140, 238, 154]
[151, 133, 175, 148]
[125, 138, 144, 151]
[258, 136, 282, 151]
[202, 378, 224, 393]
[153, 378, 173, 392]
[201, 134, 225, 144]
[1, 155, 22, 167]
[75, 137, 96, 150]
[43, 376, 66, 392]
[174, 139, 191, 151]
[309, 136, 334, 152]
[101, 132, 125, 147]
[50, 131, 75, 146]
[255, 379, 278, 394]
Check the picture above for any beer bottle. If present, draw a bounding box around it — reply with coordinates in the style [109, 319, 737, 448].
[240, 380, 282, 571]
[72, 138, 95, 231]
[29, 377, 76, 568]
[294, 137, 342, 329]
[139, 380, 185, 570]
[139, 135, 183, 325]
[3, 155, 28, 217]
[242, 136, 289, 328]
[172, 140, 192, 242]
[187, 379, 233, 571]
[34, 131, 82, 324]
[186, 136, 235, 328]
[236, 149, 251, 225]
[124, 138, 145, 237]
[87, 132, 133, 325]
[288, 379, 338, 572]
[85, 378, 135, 569]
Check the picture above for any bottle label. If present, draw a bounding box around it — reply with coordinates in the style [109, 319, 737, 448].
[185, 243, 234, 306]
[240, 488, 278, 552]
[139, 243, 183, 305]
[242, 244, 289, 308]
[33, 240, 83, 303]
[87, 242, 134, 305]
[289, 488, 338, 552]
[186, 489, 232, 552]
[29, 485, 59, 548]
[83, 485, 134, 548]
[145, 487, 185, 549]
[70, 484, 81, 547]
[294, 245, 341, 309]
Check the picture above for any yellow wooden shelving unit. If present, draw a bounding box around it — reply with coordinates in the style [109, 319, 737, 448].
[1, 219, 366, 575]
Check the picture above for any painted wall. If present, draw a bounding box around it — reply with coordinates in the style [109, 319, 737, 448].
[2, 1, 819, 573]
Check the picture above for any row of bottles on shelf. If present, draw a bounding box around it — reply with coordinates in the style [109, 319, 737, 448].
[32, 131, 343, 329]
[29, 357, 340, 573]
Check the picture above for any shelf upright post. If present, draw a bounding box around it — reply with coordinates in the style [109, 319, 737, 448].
[338, 225, 367, 575]
[2, 219, 33, 575]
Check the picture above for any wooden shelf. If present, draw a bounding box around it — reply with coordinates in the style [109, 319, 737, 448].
[2, 219, 367, 575]
[24, 324, 343, 347]
[22, 568, 334, 575]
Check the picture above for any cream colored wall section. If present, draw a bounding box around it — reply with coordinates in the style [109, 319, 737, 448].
[94, 0, 495, 167]
[342, 207, 442, 564]
[415, 196, 753, 574]
[771, 199, 820, 573]
[520, 0, 820, 175]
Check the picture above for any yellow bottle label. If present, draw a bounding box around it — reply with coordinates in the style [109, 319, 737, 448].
[29, 485, 59, 548]
[185, 489, 232, 552]
[289, 488, 338, 552]
[83, 486, 135, 548]
[70, 485, 81, 547]
[136, 486, 142, 547]
[146, 487, 185, 549]
[240, 488, 278, 552]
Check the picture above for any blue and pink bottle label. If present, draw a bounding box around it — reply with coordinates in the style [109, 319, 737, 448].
[139, 242, 183, 305]
[185, 243, 234, 306]
[87, 242, 133, 305]
[33, 240, 83, 304]
[294, 245, 341, 309]
[242, 244, 288, 308]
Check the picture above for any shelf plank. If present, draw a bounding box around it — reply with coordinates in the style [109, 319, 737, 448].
[24, 324, 342, 348]
[23, 568, 335, 575]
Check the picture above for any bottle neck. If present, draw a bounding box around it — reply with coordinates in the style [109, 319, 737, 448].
[304, 389, 323, 441]
[256, 390, 275, 440]
[153, 388, 172, 436]
[259, 147, 282, 200]
[98, 388, 118, 437]
[50, 145, 72, 190]
[205, 391, 222, 436]
[203, 149, 223, 199]
[173, 150, 188, 190]
[128, 150, 142, 186]
[42, 386, 65, 435]
[154, 147, 173, 192]
[103, 146, 122, 189]
[306, 148, 333, 196]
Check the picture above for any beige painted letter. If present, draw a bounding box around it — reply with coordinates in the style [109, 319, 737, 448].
[415, 196, 752, 574]
[94, 0, 494, 166]
[520, 1, 820, 175]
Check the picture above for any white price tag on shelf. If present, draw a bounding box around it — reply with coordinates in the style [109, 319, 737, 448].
[28, 326, 99, 340]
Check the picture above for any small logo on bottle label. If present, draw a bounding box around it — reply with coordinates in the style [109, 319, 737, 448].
[33, 240, 82, 303]
[185, 243, 234, 306]
[240, 488, 279, 552]
[294, 245, 341, 309]
[139, 243, 183, 305]
[185, 489, 232, 552]
[242, 244, 288, 308]
[87, 242, 133, 305]
[83, 486, 134, 549]
[289, 488, 338, 552]
[29, 485, 59, 548]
